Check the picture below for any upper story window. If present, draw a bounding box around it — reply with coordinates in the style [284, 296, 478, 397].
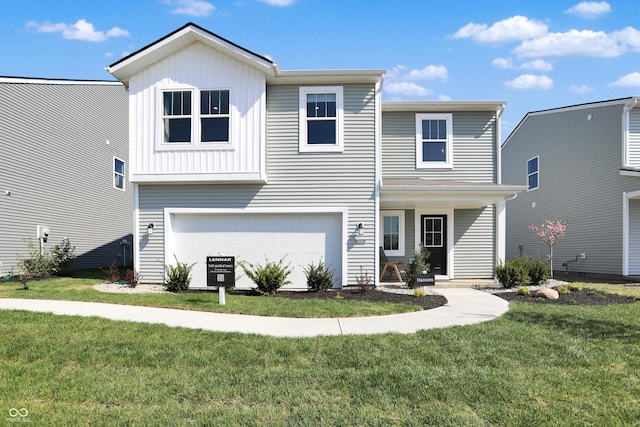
[527, 156, 539, 190]
[161, 88, 231, 147]
[200, 90, 230, 143]
[114, 157, 125, 190]
[380, 210, 405, 256]
[163, 90, 192, 143]
[416, 113, 453, 169]
[299, 86, 344, 153]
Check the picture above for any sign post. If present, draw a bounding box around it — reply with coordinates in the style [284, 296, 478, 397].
[206, 256, 235, 305]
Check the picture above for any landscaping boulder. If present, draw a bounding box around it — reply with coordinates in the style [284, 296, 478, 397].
[535, 288, 559, 300]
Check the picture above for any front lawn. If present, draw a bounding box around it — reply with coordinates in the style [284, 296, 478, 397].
[0, 275, 424, 318]
[0, 298, 638, 425]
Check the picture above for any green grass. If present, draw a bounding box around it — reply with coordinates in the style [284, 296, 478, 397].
[0, 275, 420, 318]
[0, 300, 639, 425]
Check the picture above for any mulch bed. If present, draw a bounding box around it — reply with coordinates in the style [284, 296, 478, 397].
[495, 288, 637, 306]
[229, 289, 448, 311]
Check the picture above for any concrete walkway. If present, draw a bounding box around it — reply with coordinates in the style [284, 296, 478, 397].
[0, 289, 509, 337]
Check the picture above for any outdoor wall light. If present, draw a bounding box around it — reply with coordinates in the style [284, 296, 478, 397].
[147, 223, 155, 236]
[357, 223, 364, 236]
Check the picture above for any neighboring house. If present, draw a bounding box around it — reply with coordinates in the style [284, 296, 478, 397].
[0, 77, 132, 274]
[107, 23, 524, 288]
[502, 97, 640, 278]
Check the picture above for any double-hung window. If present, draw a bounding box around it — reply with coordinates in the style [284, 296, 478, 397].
[527, 156, 539, 190]
[381, 210, 405, 256]
[163, 90, 192, 143]
[161, 88, 231, 146]
[200, 89, 230, 143]
[299, 86, 344, 152]
[416, 113, 453, 169]
[114, 157, 125, 190]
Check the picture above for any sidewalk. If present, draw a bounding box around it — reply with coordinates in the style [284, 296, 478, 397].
[0, 289, 509, 337]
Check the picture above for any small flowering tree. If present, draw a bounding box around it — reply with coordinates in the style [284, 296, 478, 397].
[528, 218, 568, 278]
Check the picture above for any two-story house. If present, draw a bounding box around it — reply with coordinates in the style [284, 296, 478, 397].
[107, 23, 524, 288]
[502, 98, 640, 279]
[0, 77, 132, 274]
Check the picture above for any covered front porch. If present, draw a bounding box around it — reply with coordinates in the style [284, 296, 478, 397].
[378, 178, 526, 283]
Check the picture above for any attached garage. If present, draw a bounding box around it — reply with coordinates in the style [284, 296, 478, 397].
[164, 209, 346, 289]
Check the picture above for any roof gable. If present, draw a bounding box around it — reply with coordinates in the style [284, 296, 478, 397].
[107, 23, 276, 85]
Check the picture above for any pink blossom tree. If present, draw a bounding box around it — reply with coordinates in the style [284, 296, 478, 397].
[528, 218, 568, 278]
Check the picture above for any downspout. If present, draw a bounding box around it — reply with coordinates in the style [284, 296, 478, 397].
[374, 74, 384, 285]
[496, 103, 506, 185]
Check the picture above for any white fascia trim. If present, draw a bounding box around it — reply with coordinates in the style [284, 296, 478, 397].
[131, 173, 266, 183]
[163, 207, 349, 289]
[496, 105, 505, 184]
[0, 77, 122, 86]
[374, 77, 383, 282]
[414, 208, 455, 279]
[496, 200, 506, 265]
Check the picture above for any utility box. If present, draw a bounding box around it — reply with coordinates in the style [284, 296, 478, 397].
[37, 225, 50, 243]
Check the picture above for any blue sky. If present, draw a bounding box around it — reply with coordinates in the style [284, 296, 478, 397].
[1, 0, 639, 138]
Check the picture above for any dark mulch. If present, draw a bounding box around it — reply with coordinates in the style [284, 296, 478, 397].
[229, 288, 448, 311]
[495, 288, 637, 306]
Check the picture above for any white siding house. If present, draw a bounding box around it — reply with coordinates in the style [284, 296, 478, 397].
[108, 23, 524, 288]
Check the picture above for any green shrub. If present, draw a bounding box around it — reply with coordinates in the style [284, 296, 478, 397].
[517, 286, 531, 296]
[16, 237, 76, 279]
[557, 285, 570, 295]
[303, 259, 335, 292]
[163, 255, 196, 292]
[238, 256, 292, 295]
[522, 256, 549, 286]
[569, 283, 584, 291]
[494, 258, 530, 289]
[406, 246, 430, 288]
[414, 287, 425, 297]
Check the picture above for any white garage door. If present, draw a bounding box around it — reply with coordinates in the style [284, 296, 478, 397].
[169, 212, 343, 289]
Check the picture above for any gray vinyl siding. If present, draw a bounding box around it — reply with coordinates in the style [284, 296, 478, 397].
[138, 83, 377, 284]
[630, 199, 640, 275]
[382, 111, 496, 182]
[0, 81, 131, 274]
[454, 207, 495, 278]
[503, 102, 640, 275]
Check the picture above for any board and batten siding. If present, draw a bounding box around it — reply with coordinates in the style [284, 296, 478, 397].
[128, 41, 265, 179]
[503, 102, 640, 275]
[381, 111, 497, 182]
[137, 83, 377, 285]
[627, 108, 640, 168]
[453, 207, 495, 278]
[0, 80, 132, 273]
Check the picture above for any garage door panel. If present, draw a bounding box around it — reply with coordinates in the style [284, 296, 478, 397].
[170, 213, 342, 289]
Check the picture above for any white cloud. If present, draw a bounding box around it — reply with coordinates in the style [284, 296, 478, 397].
[387, 64, 448, 81]
[504, 74, 554, 90]
[608, 72, 640, 88]
[514, 29, 627, 58]
[26, 19, 129, 42]
[569, 84, 594, 94]
[259, 0, 295, 5]
[106, 27, 130, 38]
[438, 94, 452, 101]
[492, 57, 552, 71]
[166, 0, 215, 16]
[451, 16, 548, 44]
[565, 1, 611, 19]
[384, 82, 431, 97]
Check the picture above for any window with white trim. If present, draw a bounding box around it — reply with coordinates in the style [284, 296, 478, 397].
[163, 90, 192, 143]
[114, 157, 125, 190]
[381, 210, 405, 256]
[200, 90, 230, 143]
[299, 86, 344, 152]
[527, 156, 539, 190]
[161, 88, 231, 146]
[416, 113, 453, 169]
